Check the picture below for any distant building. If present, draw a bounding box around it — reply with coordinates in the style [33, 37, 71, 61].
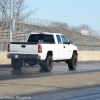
[81, 30, 90, 35]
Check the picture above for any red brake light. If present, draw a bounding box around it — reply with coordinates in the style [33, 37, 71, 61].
[40, 32, 44, 34]
[38, 45, 42, 53]
[8, 44, 10, 52]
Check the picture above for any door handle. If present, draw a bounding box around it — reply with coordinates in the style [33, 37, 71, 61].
[21, 45, 26, 48]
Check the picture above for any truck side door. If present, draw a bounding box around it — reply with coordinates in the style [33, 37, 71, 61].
[56, 35, 64, 60]
[61, 35, 72, 59]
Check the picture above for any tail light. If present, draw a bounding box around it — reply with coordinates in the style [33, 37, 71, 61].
[8, 44, 10, 52]
[38, 45, 42, 53]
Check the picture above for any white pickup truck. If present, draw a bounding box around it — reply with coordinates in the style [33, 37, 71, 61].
[7, 32, 78, 71]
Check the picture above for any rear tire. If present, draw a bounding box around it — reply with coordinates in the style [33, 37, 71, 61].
[68, 53, 77, 70]
[11, 59, 23, 70]
[39, 55, 53, 72]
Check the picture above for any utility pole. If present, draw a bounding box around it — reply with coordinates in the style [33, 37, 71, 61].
[9, 0, 13, 42]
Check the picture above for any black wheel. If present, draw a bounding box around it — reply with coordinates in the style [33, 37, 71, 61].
[68, 53, 77, 70]
[11, 59, 23, 70]
[39, 55, 53, 72]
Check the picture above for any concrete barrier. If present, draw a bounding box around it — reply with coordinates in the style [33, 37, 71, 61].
[0, 51, 11, 65]
[0, 51, 100, 64]
[78, 51, 100, 61]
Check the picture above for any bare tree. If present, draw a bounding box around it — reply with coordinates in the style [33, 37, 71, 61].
[0, 0, 37, 29]
[70, 26, 80, 33]
[0, 0, 37, 45]
[0, 0, 9, 29]
[51, 22, 68, 28]
[13, 0, 37, 22]
[79, 24, 91, 31]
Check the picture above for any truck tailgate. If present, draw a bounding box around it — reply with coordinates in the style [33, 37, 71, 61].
[10, 43, 38, 54]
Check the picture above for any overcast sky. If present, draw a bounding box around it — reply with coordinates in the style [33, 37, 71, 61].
[25, 0, 100, 32]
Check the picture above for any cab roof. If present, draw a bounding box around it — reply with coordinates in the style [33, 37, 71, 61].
[30, 32, 63, 35]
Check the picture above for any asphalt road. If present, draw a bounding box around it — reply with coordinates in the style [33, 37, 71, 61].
[0, 61, 100, 100]
[27, 85, 100, 100]
[0, 61, 100, 80]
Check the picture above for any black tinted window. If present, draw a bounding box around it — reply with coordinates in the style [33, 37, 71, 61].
[56, 35, 62, 44]
[28, 34, 55, 43]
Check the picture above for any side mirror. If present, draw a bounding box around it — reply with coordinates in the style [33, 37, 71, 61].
[68, 41, 73, 44]
[63, 42, 67, 44]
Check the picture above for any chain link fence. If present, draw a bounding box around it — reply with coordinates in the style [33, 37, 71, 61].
[0, 18, 100, 51]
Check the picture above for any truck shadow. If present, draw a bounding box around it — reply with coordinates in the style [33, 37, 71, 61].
[0, 64, 52, 80]
[11, 67, 45, 75]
